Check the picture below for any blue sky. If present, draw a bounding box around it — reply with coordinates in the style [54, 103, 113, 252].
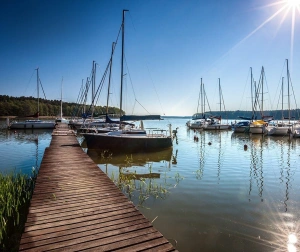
[1, 0, 299, 116]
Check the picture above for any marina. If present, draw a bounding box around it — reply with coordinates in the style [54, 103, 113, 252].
[2, 2, 300, 251]
[1, 117, 300, 251]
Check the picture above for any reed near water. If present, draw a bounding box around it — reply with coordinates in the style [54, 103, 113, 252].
[0, 170, 36, 251]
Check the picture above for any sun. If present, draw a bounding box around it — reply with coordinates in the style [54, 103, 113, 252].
[286, 0, 300, 7]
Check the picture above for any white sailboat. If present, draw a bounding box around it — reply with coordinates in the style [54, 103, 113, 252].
[8, 68, 56, 129]
[55, 77, 69, 124]
[186, 78, 206, 129]
[82, 10, 173, 152]
[203, 78, 230, 130]
[268, 60, 293, 136]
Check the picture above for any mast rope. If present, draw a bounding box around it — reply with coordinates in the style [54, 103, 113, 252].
[86, 24, 122, 117]
[146, 63, 166, 115]
[24, 70, 35, 95]
[39, 78, 47, 100]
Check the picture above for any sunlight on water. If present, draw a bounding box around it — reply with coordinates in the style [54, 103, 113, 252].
[288, 233, 297, 252]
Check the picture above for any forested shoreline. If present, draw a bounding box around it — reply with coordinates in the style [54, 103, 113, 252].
[0, 95, 123, 118]
[1, 95, 299, 120]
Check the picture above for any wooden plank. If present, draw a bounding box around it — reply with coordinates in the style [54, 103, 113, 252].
[19, 123, 176, 251]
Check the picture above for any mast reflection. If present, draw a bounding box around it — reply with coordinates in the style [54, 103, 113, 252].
[195, 131, 205, 180]
[249, 134, 264, 200]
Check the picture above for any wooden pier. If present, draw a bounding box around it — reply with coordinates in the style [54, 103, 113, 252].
[19, 123, 177, 251]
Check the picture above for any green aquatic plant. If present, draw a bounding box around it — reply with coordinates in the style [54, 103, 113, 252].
[108, 156, 183, 208]
[100, 150, 113, 160]
[174, 172, 184, 184]
[0, 169, 36, 250]
[112, 168, 172, 208]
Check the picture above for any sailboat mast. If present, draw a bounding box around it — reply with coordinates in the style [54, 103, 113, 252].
[261, 67, 264, 117]
[85, 77, 89, 115]
[287, 59, 290, 123]
[92, 60, 96, 119]
[250, 67, 254, 120]
[120, 10, 128, 121]
[200, 78, 203, 117]
[219, 78, 221, 113]
[196, 78, 201, 116]
[61, 77, 63, 119]
[107, 42, 115, 114]
[203, 82, 205, 117]
[282, 77, 284, 120]
[36, 68, 39, 119]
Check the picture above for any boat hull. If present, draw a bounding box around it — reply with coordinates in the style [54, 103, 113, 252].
[187, 122, 203, 129]
[233, 126, 248, 133]
[82, 133, 173, 152]
[9, 121, 56, 129]
[293, 130, 300, 138]
[267, 126, 292, 136]
[203, 124, 230, 130]
[186, 119, 205, 129]
[249, 126, 266, 134]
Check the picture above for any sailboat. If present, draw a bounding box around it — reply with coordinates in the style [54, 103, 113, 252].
[249, 66, 270, 134]
[186, 78, 207, 129]
[78, 47, 120, 133]
[82, 10, 173, 152]
[202, 78, 230, 130]
[55, 77, 69, 124]
[8, 68, 56, 129]
[268, 60, 293, 136]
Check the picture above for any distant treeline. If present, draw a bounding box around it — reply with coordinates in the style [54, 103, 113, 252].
[1, 95, 299, 120]
[0, 95, 123, 117]
[207, 109, 300, 121]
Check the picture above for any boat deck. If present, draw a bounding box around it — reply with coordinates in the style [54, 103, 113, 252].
[19, 123, 177, 251]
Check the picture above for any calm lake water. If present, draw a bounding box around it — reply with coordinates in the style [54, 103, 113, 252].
[1, 117, 300, 252]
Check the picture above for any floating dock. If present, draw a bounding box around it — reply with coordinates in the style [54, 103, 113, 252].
[19, 123, 177, 251]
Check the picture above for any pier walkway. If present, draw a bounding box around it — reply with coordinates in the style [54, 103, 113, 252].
[19, 123, 177, 251]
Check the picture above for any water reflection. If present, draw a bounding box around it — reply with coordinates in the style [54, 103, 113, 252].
[86, 147, 173, 166]
[277, 139, 292, 212]
[85, 147, 178, 207]
[0, 128, 52, 175]
[249, 134, 264, 200]
[264, 136, 294, 212]
[217, 132, 222, 182]
[232, 133, 296, 210]
[195, 130, 205, 180]
[172, 149, 178, 165]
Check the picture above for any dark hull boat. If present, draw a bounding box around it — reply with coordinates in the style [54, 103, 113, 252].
[82, 130, 172, 152]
